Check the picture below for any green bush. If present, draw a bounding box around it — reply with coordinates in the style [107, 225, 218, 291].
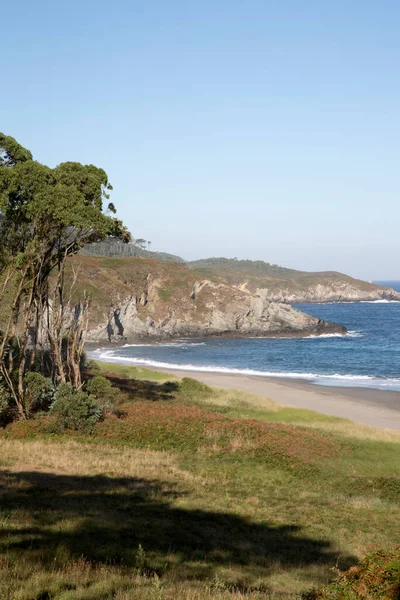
[85, 376, 117, 412]
[23, 372, 54, 415]
[51, 383, 103, 433]
[179, 377, 213, 398]
[84, 359, 101, 375]
[0, 382, 11, 424]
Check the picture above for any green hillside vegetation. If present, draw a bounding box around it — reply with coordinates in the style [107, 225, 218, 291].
[66, 255, 253, 327]
[1, 361, 399, 599]
[187, 258, 382, 293]
[189, 257, 310, 278]
[64, 255, 223, 329]
[81, 238, 185, 264]
[78, 244, 397, 299]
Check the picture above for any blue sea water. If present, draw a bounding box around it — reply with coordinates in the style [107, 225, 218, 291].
[91, 282, 400, 392]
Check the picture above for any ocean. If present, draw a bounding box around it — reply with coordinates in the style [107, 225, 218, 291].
[90, 281, 400, 392]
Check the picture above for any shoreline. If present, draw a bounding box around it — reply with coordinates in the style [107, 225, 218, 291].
[84, 325, 347, 344]
[151, 367, 400, 431]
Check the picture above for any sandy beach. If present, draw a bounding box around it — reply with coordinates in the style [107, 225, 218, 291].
[155, 367, 400, 431]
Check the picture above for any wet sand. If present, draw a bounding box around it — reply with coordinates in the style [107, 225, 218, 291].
[156, 368, 400, 431]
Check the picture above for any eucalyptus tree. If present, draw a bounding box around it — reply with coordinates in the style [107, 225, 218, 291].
[0, 133, 129, 418]
[134, 238, 147, 250]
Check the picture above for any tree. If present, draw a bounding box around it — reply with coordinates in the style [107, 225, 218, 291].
[134, 238, 147, 250]
[0, 133, 129, 418]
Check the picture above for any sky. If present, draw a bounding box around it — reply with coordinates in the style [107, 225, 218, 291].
[2, 1, 399, 280]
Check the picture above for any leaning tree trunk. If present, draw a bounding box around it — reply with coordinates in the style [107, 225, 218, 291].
[46, 262, 90, 390]
[66, 297, 90, 390]
[46, 261, 68, 385]
[0, 261, 33, 419]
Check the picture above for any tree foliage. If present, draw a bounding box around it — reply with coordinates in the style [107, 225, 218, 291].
[0, 133, 33, 167]
[0, 133, 129, 418]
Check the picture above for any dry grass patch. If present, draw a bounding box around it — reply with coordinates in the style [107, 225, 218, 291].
[201, 387, 279, 411]
[0, 438, 200, 483]
[288, 419, 400, 442]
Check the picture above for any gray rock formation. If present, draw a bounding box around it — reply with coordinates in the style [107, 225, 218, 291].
[85, 278, 346, 343]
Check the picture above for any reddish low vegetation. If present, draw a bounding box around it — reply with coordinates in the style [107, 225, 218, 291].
[2, 398, 342, 470]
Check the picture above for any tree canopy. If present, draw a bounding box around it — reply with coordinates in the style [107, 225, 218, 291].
[0, 133, 129, 418]
[0, 137, 129, 266]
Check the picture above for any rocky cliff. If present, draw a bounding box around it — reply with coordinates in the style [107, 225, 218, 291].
[252, 282, 399, 304]
[67, 256, 346, 343]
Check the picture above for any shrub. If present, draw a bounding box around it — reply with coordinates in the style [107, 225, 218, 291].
[0, 384, 10, 413]
[23, 372, 54, 415]
[0, 382, 12, 424]
[84, 359, 101, 375]
[51, 383, 103, 434]
[3, 417, 48, 438]
[85, 376, 117, 412]
[179, 377, 213, 398]
[304, 546, 400, 599]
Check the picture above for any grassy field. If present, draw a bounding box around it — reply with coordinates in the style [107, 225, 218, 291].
[0, 362, 399, 599]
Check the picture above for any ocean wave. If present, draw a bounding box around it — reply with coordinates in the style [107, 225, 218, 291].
[360, 300, 400, 304]
[303, 300, 400, 305]
[238, 331, 361, 339]
[89, 351, 400, 390]
[121, 341, 206, 348]
[305, 331, 363, 339]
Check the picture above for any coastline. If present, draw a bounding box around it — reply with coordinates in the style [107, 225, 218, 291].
[85, 325, 347, 344]
[153, 367, 400, 431]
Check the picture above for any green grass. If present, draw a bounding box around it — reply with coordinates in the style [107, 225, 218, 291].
[1, 362, 399, 599]
[95, 361, 178, 383]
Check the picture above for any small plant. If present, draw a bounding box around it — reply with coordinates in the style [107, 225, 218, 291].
[207, 574, 228, 593]
[51, 383, 103, 433]
[151, 573, 163, 599]
[179, 377, 213, 398]
[135, 544, 149, 575]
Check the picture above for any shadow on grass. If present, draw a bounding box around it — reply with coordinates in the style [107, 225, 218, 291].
[92, 373, 180, 402]
[0, 470, 357, 587]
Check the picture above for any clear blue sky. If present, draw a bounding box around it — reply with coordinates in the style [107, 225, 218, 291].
[2, 1, 399, 280]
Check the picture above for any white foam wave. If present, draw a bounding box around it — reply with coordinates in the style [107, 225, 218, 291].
[305, 331, 363, 339]
[89, 351, 400, 390]
[303, 300, 400, 305]
[360, 300, 400, 304]
[238, 332, 361, 339]
[121, 341, 206, 348]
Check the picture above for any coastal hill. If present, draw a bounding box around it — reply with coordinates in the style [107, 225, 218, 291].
[187, 258, 400, 303]
[69, 255, 345, 343]
[81, 240, 400, 304]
